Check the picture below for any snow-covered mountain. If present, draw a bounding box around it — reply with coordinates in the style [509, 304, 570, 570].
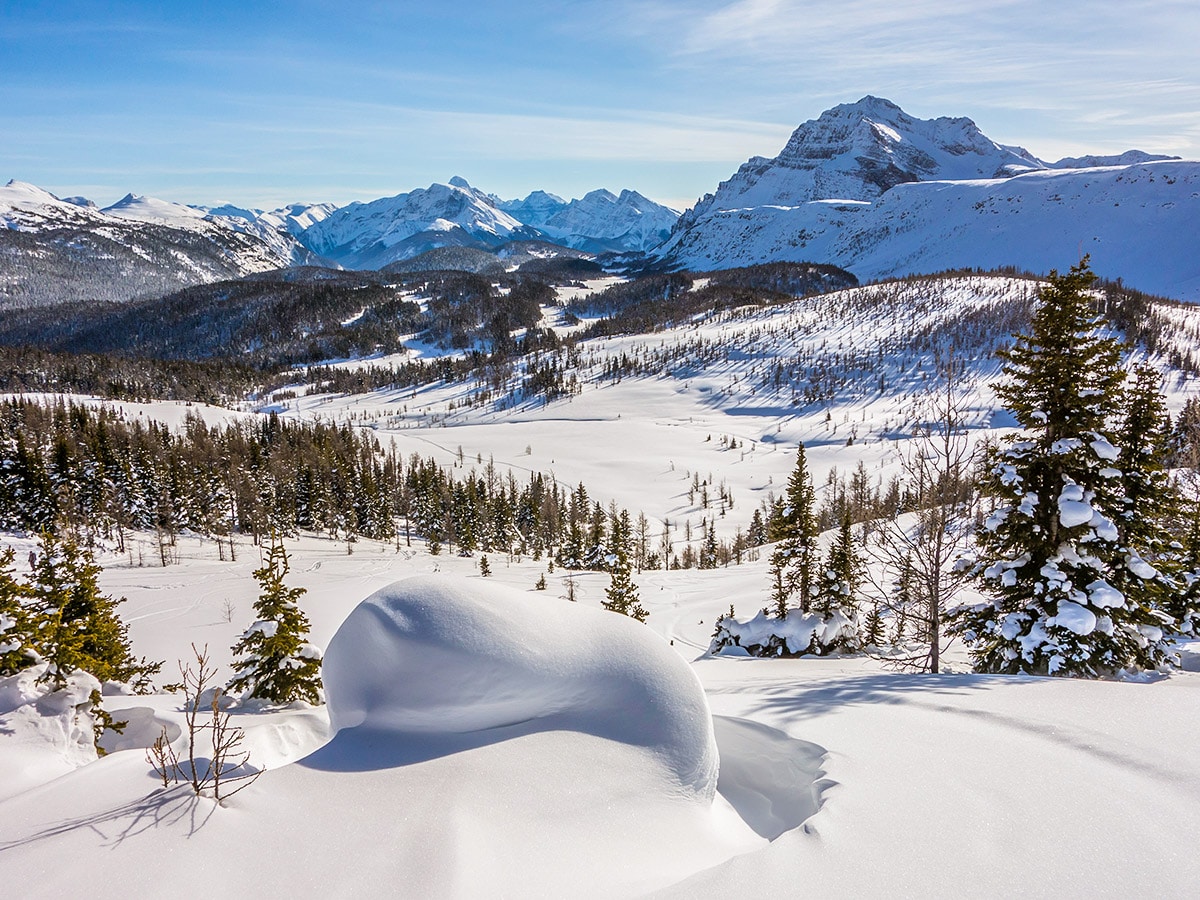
[536, 189, 679, 254]
[301, 178, 679, 267]
[1048, 150, 1179, 169]
[496, 190, 568, 227]
[301, 177, 544, 270]
[660, 97, 1200, 299]
[0, 181, 322, 307]
[207, 201, 338, 239]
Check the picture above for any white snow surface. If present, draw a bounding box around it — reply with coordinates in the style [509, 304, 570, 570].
[323, 575, 718, 798]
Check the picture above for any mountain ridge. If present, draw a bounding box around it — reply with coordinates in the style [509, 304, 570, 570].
[660, 97, 1200, 299]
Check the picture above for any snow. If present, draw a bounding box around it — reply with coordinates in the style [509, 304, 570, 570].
[660, 97, 1200, 300]
[4, 260, 1200, 891]
[0, 526, 1198, 895]
[1051, 600, 1097, 636]
[1126, 554, 1159, 580]
[0, 665, 102, 801]
[1087, 579, 1126, 609]
[1090, 435, 1121, 461]
[324, 575, 719, 798]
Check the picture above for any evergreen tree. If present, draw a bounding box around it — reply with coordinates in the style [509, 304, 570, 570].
[0, 547, 34, 675]
[479, 554, 492, 577]
[699, 521, 719, 570]
[602, 510, 648, 622]
[228, 535, 323, 704]
[768, 444, 818, 617]
[1110, 365, 1193, 632]
[813, 513, 863, 651]
[30, 532, 160, 690]
[949, 261, 1175, 676]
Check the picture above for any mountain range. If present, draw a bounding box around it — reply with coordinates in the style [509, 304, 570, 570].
[3, 95, 1198, 306]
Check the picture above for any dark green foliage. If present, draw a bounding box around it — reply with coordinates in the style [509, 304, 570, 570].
[768, 444, 819, 617]
[0, 547, 34, 675]
[228, 536, 322, 705]
[813, 514, 864, 651]
[29, 532, 160, 690]
[603, 510, 647, 622]
[949, 261, 1178, 676]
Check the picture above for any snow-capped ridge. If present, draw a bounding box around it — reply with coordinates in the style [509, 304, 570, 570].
[661, 97, 1200, 299]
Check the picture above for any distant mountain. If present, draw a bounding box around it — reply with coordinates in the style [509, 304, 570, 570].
[536, 189, 679, 254]
[300, 177, 544, 270]
[497, 191, 567, 227]
[300, 178, 677, 267]
[1047, 150, 1180, 169]
[659, 97, 1200, 300]
[496, 188, 678, 253]
[207, 201, 338, 239]
[0, 181, 322, 308]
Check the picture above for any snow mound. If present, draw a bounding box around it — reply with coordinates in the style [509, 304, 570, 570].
[0, 665, 102, 801]
[323, 574, 718, 798]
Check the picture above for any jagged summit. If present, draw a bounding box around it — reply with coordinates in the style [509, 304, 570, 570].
[659, 97, 1200, 299]
[685, 96, 1042, 223]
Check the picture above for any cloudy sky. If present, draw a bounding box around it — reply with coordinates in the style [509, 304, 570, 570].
[3, 0, 1196, 210]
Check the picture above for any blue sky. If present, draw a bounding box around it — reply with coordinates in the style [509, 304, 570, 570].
[3, 0, 1197, 211]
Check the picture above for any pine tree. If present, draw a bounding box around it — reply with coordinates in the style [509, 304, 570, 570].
[699, 521, 719, 570]
[30, 531, 160, 690]
[602, 510, 648, 622]
[1110, 365, 1193, 632]
[0, 547, 34, 675]
[948, 261, 1175, 676]
[768, 443, 818, 617]
[479, 554, 492, 577]
[813, 513, 863, 652]
[228, 535, 322, 704]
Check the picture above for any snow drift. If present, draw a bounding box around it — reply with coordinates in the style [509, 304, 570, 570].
[323, 574, 718, 798]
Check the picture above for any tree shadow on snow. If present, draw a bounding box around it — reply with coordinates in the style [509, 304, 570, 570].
[0, 786, 218, 853]
[707, 670, 1013, 719]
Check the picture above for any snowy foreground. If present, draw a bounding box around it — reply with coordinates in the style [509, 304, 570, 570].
[2, 533, 1199, 898]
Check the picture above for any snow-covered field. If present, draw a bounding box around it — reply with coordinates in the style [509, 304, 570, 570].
[4, 274, 1200, 896]
[3, 531, 1199, 897]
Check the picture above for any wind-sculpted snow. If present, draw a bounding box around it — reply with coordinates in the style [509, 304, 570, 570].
[323, 574, 719, 797]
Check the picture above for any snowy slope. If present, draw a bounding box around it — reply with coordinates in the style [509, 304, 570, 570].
[661, 98, 1200, 299]
[662, 161, 1200, 300]
[4, 267, 1200, 893]
[0, 180, 319, 307]
[2, 532, 1198, 897]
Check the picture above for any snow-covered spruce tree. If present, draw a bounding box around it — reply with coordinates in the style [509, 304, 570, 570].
[0, 547, 34, 675]
[812, 513, 864, 652]
[602, 510, 648, 622]
[948, 261, 1176, 676]
[768, 443, 818, 617]
[1110, 364, 1194, 634]
[228, 534, 323, 704]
